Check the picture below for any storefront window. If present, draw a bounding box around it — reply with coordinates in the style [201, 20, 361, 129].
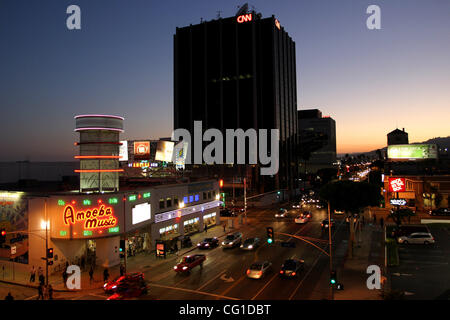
[159, 224, 179, 240]
[203, 212, 216, 227]
[183, 217, 200, 235]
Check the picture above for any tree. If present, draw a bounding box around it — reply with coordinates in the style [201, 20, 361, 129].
[387, 208, 415, 227]
[319, 180, 381, 258]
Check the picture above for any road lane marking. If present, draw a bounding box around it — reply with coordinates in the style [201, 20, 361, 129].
[148, 282, 239, 300]
[218, 275, 246, 298]
[251, 272, 278, 300]
[196, 270, 226, 291]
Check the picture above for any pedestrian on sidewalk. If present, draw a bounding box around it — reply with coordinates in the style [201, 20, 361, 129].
[204, 224, 208, 233]
[174, 242, 179, 256]
[39, 274, 45, 286]
[223, 224, 226, 233]
[37, 284, 44, 300]
[89, 266, 94, 284]
[4, 292, 14, 301]
[30, 265, 36, 283]
[62, 270, 68, 288]
[47, 284, 53, 300]
[380, 217, 384, 229]
[120, 264, 125, 277]
[37, 266, 43, 278]
[103, 268, 109, 283]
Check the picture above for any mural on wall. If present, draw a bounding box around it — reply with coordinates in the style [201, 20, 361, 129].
[0, 192, 29, 264]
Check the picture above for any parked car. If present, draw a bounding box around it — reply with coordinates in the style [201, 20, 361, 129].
[103, 272, 145, 294]
[429, 208, 450, 216]
[279, 259, 305, 277]
[173, 254, 206, 273]
[197, 237, 219, 249]
[240, 238, 260, 250]
[321, 219, 335, 229]
[275, 208, 288, 218]
[397, 232, 435, 245]
[246, 261, 272, 279]
[390, 226, 430, 238]
[107, 280, 148, 300]
[222, 232, 243, 248]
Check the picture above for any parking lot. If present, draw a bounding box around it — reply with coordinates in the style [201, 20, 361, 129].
[389, 224, 450, 299]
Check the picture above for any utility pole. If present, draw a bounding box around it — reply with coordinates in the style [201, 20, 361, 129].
[123, 194, 127, 273]
[244, 178, 247, 224]
[45, 199, 49, 287]
[328, 201, 334, 300]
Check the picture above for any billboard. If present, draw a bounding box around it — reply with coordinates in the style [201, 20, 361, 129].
[134, 141, 150, 160]
[389, 177, 406, 192]
[155, 141, 175, 162]
[173, 141, 188, 169]
[119, 140, 128, 162]
[387, 144, 438, 160]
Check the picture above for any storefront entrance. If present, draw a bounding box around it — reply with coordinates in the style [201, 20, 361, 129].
[86, 240, 96, 267]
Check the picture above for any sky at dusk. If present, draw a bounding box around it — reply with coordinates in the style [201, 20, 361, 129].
[1, 0, 449, 161]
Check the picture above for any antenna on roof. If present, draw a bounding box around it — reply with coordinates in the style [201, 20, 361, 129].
[216, 11, 222, 19]
[236, 3, 249, 16]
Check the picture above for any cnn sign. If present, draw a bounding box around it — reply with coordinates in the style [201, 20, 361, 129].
[237, 14, 252, 23]
[389, 178, 406, 192]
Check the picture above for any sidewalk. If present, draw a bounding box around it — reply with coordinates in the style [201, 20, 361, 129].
[0, 224, 237, 293]
[333, 223, 385, 300]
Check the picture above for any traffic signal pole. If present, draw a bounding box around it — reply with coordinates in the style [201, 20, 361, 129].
[45, 199, 48, 287]
[328, 201, 334, 300]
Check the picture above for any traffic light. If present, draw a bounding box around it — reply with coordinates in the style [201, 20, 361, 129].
[330, 270, 337, 285]
[119, 239, 125, 253]
[47, 248, 54, 259]
[266, 227, 274, 244]
[219, 179, 224, 188]
[0, 229, 6, 244]
[47, 260, 54, 266]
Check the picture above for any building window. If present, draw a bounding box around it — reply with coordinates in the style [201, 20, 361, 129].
[207, 192, 211, 199]
[174, 197, 179, 207]
[194, 194, 199, 202]
[203, 192, 207, 200]
[183, 196, 188, 204]
[189, 195, 194, 203]
[166, 197, 172, 208]
[159, 199, 165, 209]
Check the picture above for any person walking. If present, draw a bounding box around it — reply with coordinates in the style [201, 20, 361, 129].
[223, 224, 226, 233]
[5, 292, 14, 301]
[62, 270, 68, 288]
[30, 265, 36, 283]
[103, 268, 109, 283]
[39, 274, 45, 286]
[37, 266, 43, 278]
[37, 284, 44, 300]
[204, 224, 208, 233]
[47, 284, 53, 300]
[89, 266, 94, 284]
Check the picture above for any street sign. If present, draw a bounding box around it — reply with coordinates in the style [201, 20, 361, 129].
[11, 246, 16, 255]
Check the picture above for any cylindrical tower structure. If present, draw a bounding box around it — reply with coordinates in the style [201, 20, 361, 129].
[74, 114, 124, 193]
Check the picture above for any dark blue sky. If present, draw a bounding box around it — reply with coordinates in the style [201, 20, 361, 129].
[1, 0, 449, 160]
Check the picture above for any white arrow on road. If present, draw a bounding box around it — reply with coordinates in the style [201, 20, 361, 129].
[220, 274, 235, 283]
[404, 291, 415, 296]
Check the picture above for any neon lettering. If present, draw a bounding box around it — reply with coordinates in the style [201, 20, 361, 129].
[237, 13, 252, 23]
[63, 204, 118, 230]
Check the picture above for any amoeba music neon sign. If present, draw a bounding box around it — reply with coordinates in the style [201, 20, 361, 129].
[63, 204, 118, 230]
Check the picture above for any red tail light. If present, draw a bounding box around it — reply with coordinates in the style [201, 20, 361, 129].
[258, 271, 263, 276]
[280, 270, 284, 274]
[292, 272, 296, 276]
[246, 269, 250, 275]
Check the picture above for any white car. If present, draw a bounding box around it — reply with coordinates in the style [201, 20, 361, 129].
[295, 214, 310, 224]
[246, 261, 272, 279]
[397, 233, 435, 245]
[275, 209, 288, 218]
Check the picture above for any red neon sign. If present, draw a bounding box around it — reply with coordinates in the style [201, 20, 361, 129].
[389, 178, 406, 192]
[237, 13, 252, 23]
[63, 204, 118, 230]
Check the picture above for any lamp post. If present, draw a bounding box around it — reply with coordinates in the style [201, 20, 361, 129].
[328, 201, 334, 300]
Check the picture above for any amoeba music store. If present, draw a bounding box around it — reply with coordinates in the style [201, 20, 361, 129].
[2, 180, 221, 272]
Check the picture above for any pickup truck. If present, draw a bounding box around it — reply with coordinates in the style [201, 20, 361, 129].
[173, 254, 206, 273]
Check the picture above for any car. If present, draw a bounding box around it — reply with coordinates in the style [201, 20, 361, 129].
[240, 238, 260, 250]
[232, 207, 245, 214]
[173, 254, 206, 273]
[107, 280, 148, 300]
[279, 259, 305, 277]
[292, 203, 302, 209]
[197, 237, 219, 249]
[103, 272, 145, 294]
[295, 214, 310, 224]
[222, 232, 243, 248]
[321, 219, 335, 229]
[275, 208, 288, 218]
[334, 210, 344, 215]
[246, 261, 272, 279]
[220, 208, 235, 217]
[397, 232, 435, 245]
[429, 208, 450, 216]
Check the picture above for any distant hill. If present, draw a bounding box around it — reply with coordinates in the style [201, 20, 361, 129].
[338, 136, 450, 158]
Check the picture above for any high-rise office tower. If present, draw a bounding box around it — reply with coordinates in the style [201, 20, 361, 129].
[174, 10, 298, 192]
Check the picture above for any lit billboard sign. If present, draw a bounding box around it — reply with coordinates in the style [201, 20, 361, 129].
[237, 13, 252, 23]
[132, 202, 151, 225]
[134, 141, 150, 160]
[275, 19, 281, 29]
[389, 177, 406, 192]
[387, 144, 438, 160]
[390, 199, 407, 206]
[155, 141, 175, 162]
[119, 140, 128, 162]
[63, 204, 118, 230]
